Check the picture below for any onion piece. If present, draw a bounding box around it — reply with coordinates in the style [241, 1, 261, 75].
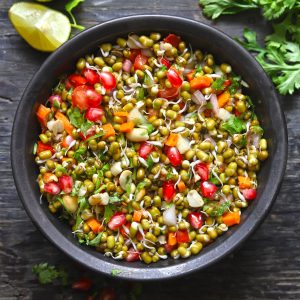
[162, 204, 177, 226]
[218, 108, 232, 121]
[127, 34, 146, 49]
[187, 190, 204, 208]
[122, 59, 132, 73]
[176, 134, 190, 154]
[210, 94, 219, 115]
[191, 90, 206, 105]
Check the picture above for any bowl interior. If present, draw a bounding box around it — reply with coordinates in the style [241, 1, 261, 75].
[11, 15, 287, 280]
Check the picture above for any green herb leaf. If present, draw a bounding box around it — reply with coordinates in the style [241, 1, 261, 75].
[88, 232, 103, 246]
[111, 269, 122, 276]
[221, 116, 246, 135]
[160, 65, 167, 71]
[85, 131, 104, 143]
[74, 147, 87, 162]
[65, 0, 85, 30]
[211, 77, 225, 92]
[211, 200, 231, 217]
[199, 0, 259, 20]
[251, 125, 264, 135]
[146, 155, 154, 169]
[104, 204, 114, 221]
[138, 123, 154, 134]
[136, 181, 147, 191]
[55, 165, 67, 174]
[109, 194, 122, 203]
[80, 121, 94, 137]
[69, 107, 84, 128]
[32, 263, 68, 285]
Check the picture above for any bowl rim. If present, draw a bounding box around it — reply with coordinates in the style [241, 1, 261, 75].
[11, 14, 288, 280]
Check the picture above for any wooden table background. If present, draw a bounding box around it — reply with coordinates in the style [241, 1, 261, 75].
[1, 0, 299, 299]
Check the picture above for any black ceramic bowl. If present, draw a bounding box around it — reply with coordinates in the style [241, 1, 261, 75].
[11, 15, 287, 280]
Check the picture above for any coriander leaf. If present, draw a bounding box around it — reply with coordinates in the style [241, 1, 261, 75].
[109, 194, 122, 203]
[65, 0, 85, 30]
[69, 107, 84, 128]
[80, 121, 94, 137]
[104, 204, 114, 221]
[137, 87, 145, 100]
[211, 200, 231, 217]
[55, 165, 67, 174]
[111, 269, 122, 276]
[139, 123, 154, 134]
[32, 263, 68, 286]
[74, 147, 87, 162]
[211, 77, 225, 92]
[88, 232, 103, 246]
[146, 155, 154, 169]
[210, 177, 221, 186]
[259, 0, 298, 21]
[85, 132, 104, 142]
[136, 181, 146, 191]
[199, 0, 259, 20]
[160, 65, 167, 71]
[221, 116, 246, 135]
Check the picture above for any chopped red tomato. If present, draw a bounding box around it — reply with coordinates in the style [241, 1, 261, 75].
[138, 142, 154, 159]
[125, 248, 140, 262]
[158, 86, 179, 100]
[161, 57, 171, 69]
[108, 212, 126, 230]
[129, 49, 141, 62]
[72, 86, 102, 110]
[195, 163, 209, 181]
[37, 141, 55, 155]
[82, 68, 100, 85]
[166, 146, 183, 167]
[163, 180, 176, 202]
[120, 222, 130, 236]
[58, 175, 73, 194]
[134, 54, 148, 70]
[44, 182, 61, 195]
[99, 72, 116, 90]
[167, 68, 183, 88]
[200, 181, 217, 199]
[241, 188, 257, 200]
[68, 74, 87, 87]
[188, 212, 204, 229]
[85, 107, 103, 122]
[176, 230, 190, 243]
[164, 34, 181, 48]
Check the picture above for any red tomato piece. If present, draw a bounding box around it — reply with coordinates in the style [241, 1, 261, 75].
[161, 57, 171, 69]
[72, 86, 102, 110]
[138, 142, 154, 159]
[120, 222, 130, 236]
[200, 181, 217, 199]
[241, 188, 257, 200]
[176, 230, 190, 243]
[68, 74, 87, 87]
[133, 54, 148, 71]
[72, 278, 92, 291]
[99, 72, 117, 90]
[167, 68, 183, 88]
[163, 180, 176, 202]
[129, 49, 141, 62]
[125, 248, 140, 262]
[44, 182, 61, 195]
[82, 68, 100, 85]
[58, 175, 73, 194]
[37, 141, 55, 155]
[188, 212, 204, 229]
[166, 146, 183, 167]
[164, 243, 176, 253]
[158, 86, 179, 100]
[164, 34, 181, 48]
[195, 163, 209, 181]
[108, 212, 126, 231]
[85, 107, 103, 122]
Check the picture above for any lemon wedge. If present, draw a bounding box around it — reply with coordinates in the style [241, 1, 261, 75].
[9, 2, 71, 52]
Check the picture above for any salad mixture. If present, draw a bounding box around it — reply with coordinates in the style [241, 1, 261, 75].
[35, 33, 268, 264]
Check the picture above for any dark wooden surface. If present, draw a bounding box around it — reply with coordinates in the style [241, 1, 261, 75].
[1, 1, 299, 299]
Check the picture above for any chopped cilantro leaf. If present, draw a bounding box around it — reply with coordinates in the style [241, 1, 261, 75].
[74, 147, 87, 162]
[104, 204, 114, 222]
[160, 65, 167, 71]
[88, 232, 103, 246]
[32, 263, 68, 285]
[68, 107, 84, 128]
[221, 116, 246, 135]
[111, 269, 122, 276]
[211, 77, 225, 92]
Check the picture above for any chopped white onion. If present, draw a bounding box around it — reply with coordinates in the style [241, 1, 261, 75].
[141, 48, 153, 57]
[191, 90, 206, 105]
[127, 34, 146, 49]
[171, 127, 186, 133]
[210, 94, 219, 116]
[111, 162, 123, 176]
[218, 108, 232, 121]
[146, 141, 163, 147]
[176, 134, 190, 154]
[162, 204, 177, 226]
[187, 190, 204, 208]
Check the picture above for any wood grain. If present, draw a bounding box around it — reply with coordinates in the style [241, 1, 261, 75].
[1, 0, 299, 299]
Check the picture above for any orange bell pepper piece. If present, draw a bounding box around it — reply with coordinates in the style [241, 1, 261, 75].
[113, 111, 129, 117]
[177, 181, 186, 193]
[222, 212, 241, 227]
[36, 104, 51, 127]
[165, 133, 179, 147]
[217, 91, 231, 108]
[86, 218, 103, 234]
[55, 111, 74, 136]
[168, 232, 177, 246]
[238, 176, 251, 189]
[119, 121, 135, 133]
[133, 210, 142, 222]
[102, 123, 115, 139]
[190, 76, 213, 90]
